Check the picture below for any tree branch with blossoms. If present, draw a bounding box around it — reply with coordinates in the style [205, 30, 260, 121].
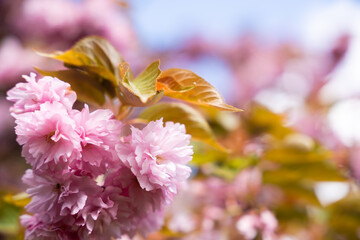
[6, 36, 241, 239]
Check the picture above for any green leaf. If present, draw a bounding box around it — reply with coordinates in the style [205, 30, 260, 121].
[156, 68, 242, 112]
[263, 162, 345, 184]
[118, 61, 163, 106]
[125, 61, 161, 102]
[209, 164, 239, 180]
[36, 68, 106, 106]
[37, 36, 123, 85]
[0, 200, 21, 235]
[3, 192, 30, 208]
[242, 103, 292, 138]
[274, 205, 309, 225]
[139, 102, 226, 151]
[191, 151, 225, 166]
[207, 157, 259, 180]
[326, 195, 360, 239]
[226, 156, 259, 170]
[278, 182, 320, 205]
[264, 144, 330, 164]
[156, 76, 195, 92]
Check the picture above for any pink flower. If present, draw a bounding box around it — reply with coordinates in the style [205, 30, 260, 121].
[81, 0, 138, 55]
[20, 214, 76, 240]
[14, 0, 82, 42]
[236, 210, 278, 240]
[7, 72, 76, 115]
[15, 102, 81, 170]
[77, 192, 135, 239]
[0, 38, 42, 88]
[260, 210, 278, 240]
[22, 169, 99, 222]
[22, 168, 135, 239]
[104, 167, 164, 213]
[9, 72, 193, 238]
[233, 168, 262, 200]
[76, 186, 127, 238]
[236, 213, 259, 239]
[116, 119, 193, 203]
[62, 167, 165, 239]
[70, 105, 123, 176]
[136, 208, 164, 237]
[9, 0, 139, 63]
[21, 168, 166, 239]
[22, 170, 61, 218]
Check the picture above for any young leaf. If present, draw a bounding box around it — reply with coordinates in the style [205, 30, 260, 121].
[0, 200, 21, 235]
[3, 192, 30, 207]
[118, 87, 164, 107]
[263, 162, 345, 184]
[118, 61, 163, 106]
[264, 145, 330, 164]
[157, 79, 195, 92]
[275, 182, 320, 206]
[156, 68, 242, 112]
[37, 36, 123, 85]
[243, 103, 293, 138]
[274, 205, 309, 224]
[327, 196, 360, 239]
[36, 68, 106, 106]
[139, 102, 226, 151]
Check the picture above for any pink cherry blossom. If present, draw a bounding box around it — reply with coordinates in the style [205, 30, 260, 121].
[22, 170, 62, 218]
[81, 0, 139, 56]
[7, 72, 76, 115]
[22, 168, 132, 239]
[236, 210, 278, 240]
[15, 101, 81, 170]
[22, 169, 99, 222]
[20, 214, 76, 240]
[76, 185, 128, 238]
[233, 167, 262, 200]
[13, 0, 82, 43]
[75, 167, 165, 238]
[260, 210, 278, 240]
[136, 208, 164, 237]
[71, 105, 123, 176]
[104, 167, 163, 216]
[236, 213, 259, 239]
[10, 0, 139, 61]
[9, 72, 194, 239]
[116, 119, 193, 204]
[0, 38, 43, 88]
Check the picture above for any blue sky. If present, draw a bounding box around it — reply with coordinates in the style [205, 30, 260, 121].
[129, 0, 357, 50]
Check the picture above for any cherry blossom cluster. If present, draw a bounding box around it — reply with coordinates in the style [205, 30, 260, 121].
[236, 210, 278, 240]
[7, 73, 193, 240]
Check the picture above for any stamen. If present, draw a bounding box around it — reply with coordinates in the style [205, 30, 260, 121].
[46, 131, 55, 143]
[156, 156, 165, 164]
